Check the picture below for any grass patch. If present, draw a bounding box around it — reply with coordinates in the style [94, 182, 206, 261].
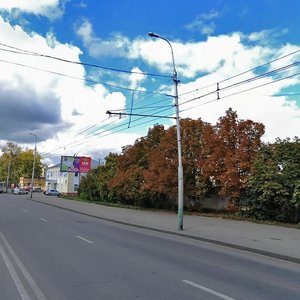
[60, 195, 300, 229]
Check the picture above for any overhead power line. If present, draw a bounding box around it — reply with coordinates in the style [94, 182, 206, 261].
[41, 62, 300, 158]
[0, 58, 173, 97]
[179, 60, 300, 107]
[0, 42, 171, 78]
[41, 105, 175, 157]
[180, 48, 300, 97]
[180, 70, 300, 114]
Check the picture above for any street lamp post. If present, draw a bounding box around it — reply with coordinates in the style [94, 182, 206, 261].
[6, 152, 11, 193]
[29, 133, 37, 199]
[148, 32, 184, 230]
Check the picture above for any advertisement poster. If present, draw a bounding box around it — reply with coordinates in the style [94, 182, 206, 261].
[60, 156, 91, 173]
[79, 157, 92, 173]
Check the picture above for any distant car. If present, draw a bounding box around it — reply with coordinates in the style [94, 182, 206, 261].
[45, 189, 61, 196]
[33, 187, 42, 192]
[13, 188, 28, 195]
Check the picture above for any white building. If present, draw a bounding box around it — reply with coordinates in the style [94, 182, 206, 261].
[45, 159, 100, 195]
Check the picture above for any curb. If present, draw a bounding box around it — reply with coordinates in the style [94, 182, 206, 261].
[30, 198, 300, 265]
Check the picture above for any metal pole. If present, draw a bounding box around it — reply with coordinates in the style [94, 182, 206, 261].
[148, 32, 184, 230]
[6, 152, 11, 193]
[29, 133, 37, 199]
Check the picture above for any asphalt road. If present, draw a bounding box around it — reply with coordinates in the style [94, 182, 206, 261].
[0, 193, 299, 300]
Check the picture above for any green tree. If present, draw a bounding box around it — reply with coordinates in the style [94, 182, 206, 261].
[79, 167, 102, 201]
[79, 152, 119, 202]
[19, 149, 43, 178]
[0, 142, 43, 186]
[0, 142, 23, 185]
[243, 137, 300, 223]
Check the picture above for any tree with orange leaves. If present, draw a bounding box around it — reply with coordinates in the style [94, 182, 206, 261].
[199, 108, 265, 205]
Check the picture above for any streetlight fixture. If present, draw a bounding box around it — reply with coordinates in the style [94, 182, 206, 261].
[148, 32, 184, 230]
[29, 133, 37, 199]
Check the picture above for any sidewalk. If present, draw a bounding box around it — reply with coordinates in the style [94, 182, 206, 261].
[30, 194, 300, 264]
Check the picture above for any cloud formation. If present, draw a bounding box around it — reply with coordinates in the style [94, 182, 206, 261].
[185, 10, 220, 35]
[0, 15, 136, 160]
[76, 19, 131, 58]
[0, 10, 299, 164]
[0, 0, 67, 20]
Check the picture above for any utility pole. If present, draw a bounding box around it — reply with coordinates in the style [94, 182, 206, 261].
[106, 33, 185, 230]
[6, 152, 11, 193]
[29, 133, 37, 199]
[148, 32, 184, 230]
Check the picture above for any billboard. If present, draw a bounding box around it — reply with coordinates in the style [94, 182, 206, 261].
[60, 156, 91, 173]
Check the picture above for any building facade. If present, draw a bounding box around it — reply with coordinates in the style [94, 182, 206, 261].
[45, 159, 99, 195]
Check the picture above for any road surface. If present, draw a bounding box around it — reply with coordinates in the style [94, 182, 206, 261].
[0, 193, 299, 299]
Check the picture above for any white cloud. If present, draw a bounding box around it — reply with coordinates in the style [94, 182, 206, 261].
[1, 13, 299, 165]
[178, 75, 300, 143]
[139, 31, 300, 143]
[77, 1, 87, 9]
[128, 67, 146, 90]
[185, 10, 220, 35]
[246, 28, 289, 46]
[75, 19, 130, 57]
[74, 22, 300, 143]
[0, 16, 137, 163]
[0, 0, 66, 20]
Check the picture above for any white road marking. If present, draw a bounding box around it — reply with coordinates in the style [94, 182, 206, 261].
[0, 231, 47, 300]
[183, 280, 236, 300]
[22, 209, 27, 212]
[76, 235, 94, 244]
[0, 241, 31, 300]
[39, 218, 48, 223]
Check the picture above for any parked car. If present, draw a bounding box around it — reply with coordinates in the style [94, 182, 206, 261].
[13, 188, 28, 195]
[33, 187, 42, 192]
[45, 189, 61, 196]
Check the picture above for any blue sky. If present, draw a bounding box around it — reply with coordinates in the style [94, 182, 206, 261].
[0, 0, 299, 164]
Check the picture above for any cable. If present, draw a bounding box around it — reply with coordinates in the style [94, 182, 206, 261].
[179, 48, 300, 97]
[46, 62, 298, 157]
[0, 58, 173, 97]
[179, 70, 300, 114]
[40, 117, 114, 157]
[0, 43, 171, 78]
[179, 60, 300, 107]
[41, 105, 175, 157]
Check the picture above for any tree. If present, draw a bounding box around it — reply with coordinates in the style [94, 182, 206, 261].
[0, 142, 43, 186]
[199, 108, 265, 204]
[243, 137, 300, 223]
[0, 142, 23, 185]
[109, 141, 147, 205]
[143, 125, 177, 197]
[99, 152, 119, 202]
[19, 149, 43, 178]
[79, 152, 119, 202]
[143, 118, 214, 209]
[108, 124, 176, 208]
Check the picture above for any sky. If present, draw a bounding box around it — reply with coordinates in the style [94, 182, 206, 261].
[0, 0, 299, 165]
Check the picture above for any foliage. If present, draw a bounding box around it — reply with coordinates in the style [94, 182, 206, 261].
[80, 110, 265, 212]
[109, 125, 170, 208]
[78, 152, 119, 202]
[199, 108, 265, 204]
[77, 110, 300, 225]
[0, 142, 43, 185]
[242, 137, 300, 223]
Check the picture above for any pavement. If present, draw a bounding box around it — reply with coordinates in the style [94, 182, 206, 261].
[29, 194, 300, 264]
